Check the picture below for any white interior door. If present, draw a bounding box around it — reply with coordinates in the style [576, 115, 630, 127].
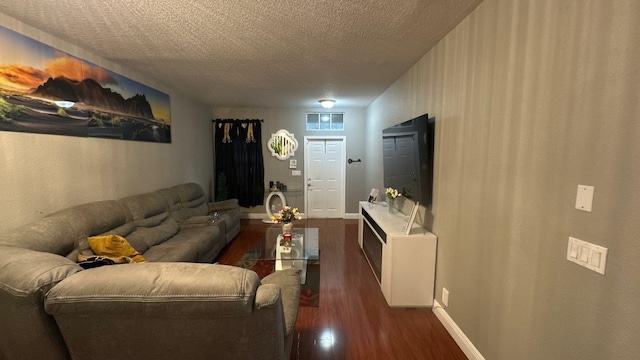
[304, 137, 345, 218]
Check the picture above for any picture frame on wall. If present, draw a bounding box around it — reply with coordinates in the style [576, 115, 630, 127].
[0, 25, 171, 143]
[404, 201, 420, 235]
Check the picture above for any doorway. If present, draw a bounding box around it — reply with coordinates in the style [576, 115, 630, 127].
[304, 136, 346, 218]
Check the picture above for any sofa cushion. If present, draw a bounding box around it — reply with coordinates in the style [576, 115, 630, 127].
[119, 192, 180, 253]
[126, 212, 179, 253]
[87, 235, 146, 263]
[0, 216, 77, 256]
[180, 215, 215, 227]
[141, 226, 222, 263]
[176, 183, 210, 216]
[141, 241, 199, 262]
[158, 183, 210, 222]
[157, 186, 186, 221]
[0, 200, 135, 260]
[173, 227, 220, 257]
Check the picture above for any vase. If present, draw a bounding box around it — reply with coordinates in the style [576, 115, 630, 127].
[388, 199, 394, 213]
[282, 222, 293, 234]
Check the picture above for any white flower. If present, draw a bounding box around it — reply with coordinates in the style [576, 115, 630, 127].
[385, 187, 401, 200]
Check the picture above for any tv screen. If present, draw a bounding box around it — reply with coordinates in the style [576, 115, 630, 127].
[382, 113, 435, 207]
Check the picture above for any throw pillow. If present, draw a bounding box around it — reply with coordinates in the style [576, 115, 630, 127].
[87, 234, 147, 263]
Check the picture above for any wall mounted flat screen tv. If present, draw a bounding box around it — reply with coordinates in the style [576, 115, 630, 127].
[382, 113, 435, 208]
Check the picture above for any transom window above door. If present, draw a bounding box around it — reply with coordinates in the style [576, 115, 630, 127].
[306, 113, 344, 131]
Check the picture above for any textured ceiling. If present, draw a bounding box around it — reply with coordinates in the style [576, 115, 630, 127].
[0, 0, 482, 109]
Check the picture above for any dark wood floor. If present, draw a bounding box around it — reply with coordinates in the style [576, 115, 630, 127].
[215, 219, 467, 360]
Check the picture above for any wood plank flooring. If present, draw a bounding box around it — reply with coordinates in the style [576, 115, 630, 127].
[215, 219, 467, 360]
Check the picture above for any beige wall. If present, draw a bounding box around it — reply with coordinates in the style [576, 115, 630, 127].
[0, 14, 214, 233]
[213, 107, 366, 215]
[366, 0, 640, 358]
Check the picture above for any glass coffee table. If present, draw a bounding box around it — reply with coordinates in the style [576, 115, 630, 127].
[243, 225, 319, 284]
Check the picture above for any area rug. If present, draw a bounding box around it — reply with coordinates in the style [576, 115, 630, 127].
[236, 255, 320, 307]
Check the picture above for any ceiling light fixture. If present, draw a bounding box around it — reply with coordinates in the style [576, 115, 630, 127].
[319, 99, 336, 109]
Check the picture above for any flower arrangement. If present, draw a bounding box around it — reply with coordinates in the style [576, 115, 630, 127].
[271, 206, 300, 223]
[386, 187, 402, 201]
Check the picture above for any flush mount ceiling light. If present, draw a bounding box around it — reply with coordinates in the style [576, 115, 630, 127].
[319, 99, 336, 109]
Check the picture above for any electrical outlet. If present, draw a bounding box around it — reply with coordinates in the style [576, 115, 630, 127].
[442, 288, 450, 307]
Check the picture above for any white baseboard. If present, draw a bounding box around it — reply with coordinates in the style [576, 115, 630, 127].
[432, 300, 485, 360]
[241, 213, 269, 220]
[344, 212, 360, 219]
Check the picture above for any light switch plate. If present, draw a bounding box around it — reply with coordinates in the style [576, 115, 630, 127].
[567, 237, 608, 275]
[575, 185, 594, 212]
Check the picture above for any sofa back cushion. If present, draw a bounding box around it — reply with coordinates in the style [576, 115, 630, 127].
[0, 200, 133, 259]
[157, 186, 186, 221]
[158, 183, 209, 222]
[177, 183, 209, 215]
[119, 192, 179, 253]
[0, 215, 77, 255]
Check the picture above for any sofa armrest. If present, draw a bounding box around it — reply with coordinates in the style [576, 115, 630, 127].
[0, 245, 81, 360]
[208, 198, 239, 213]
[261, 269, 301, 336]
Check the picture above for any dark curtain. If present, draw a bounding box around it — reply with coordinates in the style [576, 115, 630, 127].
[214, 119, 264, 207]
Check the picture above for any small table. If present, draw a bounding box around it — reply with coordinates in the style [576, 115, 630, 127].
[244, 226, 319, 284]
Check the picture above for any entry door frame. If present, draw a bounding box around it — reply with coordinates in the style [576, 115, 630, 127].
[304, 136, 347, 218]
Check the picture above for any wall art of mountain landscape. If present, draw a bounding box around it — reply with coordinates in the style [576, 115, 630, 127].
[0, 25, 171, 143]
[34, 77, 156, 120]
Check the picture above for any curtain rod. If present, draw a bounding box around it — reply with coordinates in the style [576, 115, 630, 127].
[212, 119, 263, 123]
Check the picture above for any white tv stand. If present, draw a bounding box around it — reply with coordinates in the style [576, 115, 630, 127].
[358, 201, 437, 307]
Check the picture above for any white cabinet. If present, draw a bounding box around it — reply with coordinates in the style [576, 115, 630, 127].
[358, 201, 437, 307]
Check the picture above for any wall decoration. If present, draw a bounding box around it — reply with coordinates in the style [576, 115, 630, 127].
[268, 129, 298, 160]
[0, 25, 171, 143]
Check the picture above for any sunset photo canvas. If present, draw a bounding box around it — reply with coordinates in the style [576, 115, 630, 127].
[0, 25, 171, 143]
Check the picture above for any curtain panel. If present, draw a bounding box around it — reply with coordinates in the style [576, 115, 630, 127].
[213, 119, 265, 207]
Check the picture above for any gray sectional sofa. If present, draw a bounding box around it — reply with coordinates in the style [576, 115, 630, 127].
[0, 183, 300, 360]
